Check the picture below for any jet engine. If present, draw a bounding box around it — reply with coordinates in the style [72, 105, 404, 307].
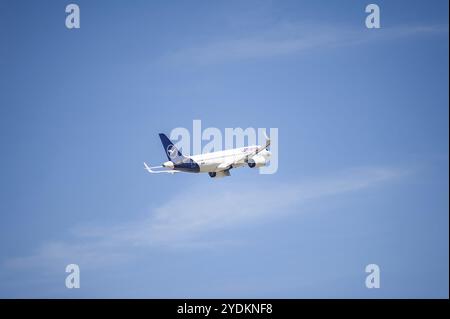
[208, 170, 231, 178]
[247, 155, 266, 168]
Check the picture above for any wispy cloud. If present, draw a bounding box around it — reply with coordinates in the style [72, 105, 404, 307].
[161, 23, 448, 65]
[4, 166, 404, 270]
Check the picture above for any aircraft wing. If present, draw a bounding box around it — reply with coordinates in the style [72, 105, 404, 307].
[143, 162, 181, 174]
[216, 131, 271, 171]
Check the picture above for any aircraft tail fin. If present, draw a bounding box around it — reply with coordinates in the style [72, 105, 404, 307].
[158, 133, 186, 164]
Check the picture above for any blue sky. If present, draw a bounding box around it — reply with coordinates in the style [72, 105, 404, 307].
[0, 0, 448, 298]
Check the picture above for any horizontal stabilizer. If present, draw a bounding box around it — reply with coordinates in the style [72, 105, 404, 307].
[143, 162, 179, 174]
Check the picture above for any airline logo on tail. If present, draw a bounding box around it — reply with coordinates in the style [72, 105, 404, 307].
[159, 133, 186, 164]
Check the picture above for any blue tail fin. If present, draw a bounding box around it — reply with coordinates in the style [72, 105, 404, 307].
[158, 133, 186, 163]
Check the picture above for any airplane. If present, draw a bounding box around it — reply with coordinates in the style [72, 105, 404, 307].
[144, 132, 271, 178]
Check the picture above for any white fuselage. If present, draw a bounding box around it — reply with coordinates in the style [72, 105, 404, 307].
[190, 145, 271, 172]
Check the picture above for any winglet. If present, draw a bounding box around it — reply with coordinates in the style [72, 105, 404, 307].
[263, 130, 270, 143]
[261, 130, 270, 151]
